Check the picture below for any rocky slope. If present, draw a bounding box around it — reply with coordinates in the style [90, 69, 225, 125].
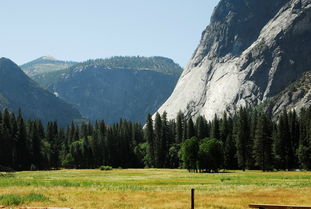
[156, 0, 311, 121]
[264, 71, 311, 118]
[46, 56, 182, 123]
[0, 58, 82, 125]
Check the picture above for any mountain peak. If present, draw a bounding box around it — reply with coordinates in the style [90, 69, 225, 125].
[0, 57, 15, 65]
[21, 56, 77, 77]
[39, 56, 57, 61]
[0, 57, 21, 73]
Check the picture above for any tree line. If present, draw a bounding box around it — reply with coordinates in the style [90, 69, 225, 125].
[0, 107, 310, 172]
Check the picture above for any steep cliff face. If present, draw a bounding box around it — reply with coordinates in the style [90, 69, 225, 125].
[156, 0, 311, 120]
[265, 71, 311, 118]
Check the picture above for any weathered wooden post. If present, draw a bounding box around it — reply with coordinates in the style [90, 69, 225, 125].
[191, 188, 195, 209]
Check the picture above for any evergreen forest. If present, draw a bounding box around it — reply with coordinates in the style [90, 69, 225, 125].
[0, 107, 311, 172]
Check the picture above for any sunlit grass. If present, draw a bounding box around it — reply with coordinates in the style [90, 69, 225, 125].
[0, 193, 49, 206]
[0, 169, 311, 208]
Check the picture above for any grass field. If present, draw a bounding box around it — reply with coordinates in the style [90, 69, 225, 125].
[0, 169, 311, 209]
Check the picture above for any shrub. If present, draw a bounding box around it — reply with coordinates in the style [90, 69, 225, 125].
[62, 153, 75, 168]
[99, 165, 113, 171]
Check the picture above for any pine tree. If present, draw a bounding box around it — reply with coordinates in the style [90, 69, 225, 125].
[253, 114, 273, 171]
[234, 107, 250, 171]
[224, 134, 237, 169]
[15, 110, 29, 170]
[210, 114, 220, 140]
[29, 121, 42, 170]
[175, 111, 184, 143]
[274, 110, 290, 170]
[288, 110, 299, 168]
[161, 112, 169, 167]
[297, 108, 311, 169]
[220, 112, 229, 143]
[144, 114, 155, 167]
[186, 118, 195, 139]
[196, 116, 208, 139]
[1, 109, 13, 167]
[47, 121, 60, 169]
[154, 113, 163, 168]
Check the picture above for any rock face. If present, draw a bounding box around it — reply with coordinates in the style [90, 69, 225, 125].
[46, 56, 182, 124]
[265, 71, 311, 118]
[156, 0, 311, 121]
[0, 58, 82, 126]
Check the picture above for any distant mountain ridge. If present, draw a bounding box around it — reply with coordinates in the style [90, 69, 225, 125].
[68, 56, 182, 75]
[21, 56, 77, 77]
[0, 57, 82, 125]
[42, 56, 183, 123]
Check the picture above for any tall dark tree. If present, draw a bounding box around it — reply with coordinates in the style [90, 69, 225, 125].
[29, 121, 42, 169]
[144, 114, 155, 167]
[224, 134, 237, 169]
[175, 111, 184, 143]
[253, 114, 273, 171]
[154, 113, 163, 168]
[15, 110, 29, 170]
[0, 109, 13, 167]
[210, 114, 220, 140]
[186, 118, 195, 139]
[198, 138, 224, 172]
[274, 110, 291, 170]
[196, 116, 208, 139]
[181, 137, 199, 172]
[234, 107, 250, 171]
[297, 108, 311, 169]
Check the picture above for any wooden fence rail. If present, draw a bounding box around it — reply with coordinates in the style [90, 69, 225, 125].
[249, 204, 311, 209]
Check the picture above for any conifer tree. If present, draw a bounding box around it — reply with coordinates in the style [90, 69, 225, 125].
[29, 121, 42, 169]
[186, 118, 195, 139]
[1, 109, 13, 167]
[224, 134, 237, 169]
[196, 116, 208, 139]
[253, 114, 273, 171]
[234, 107, 250, 171]
[274, 110, 290, 170]
[15, 110, 29, 170]
[210, 114, 220, 140]
[175, 111, 184, 143]
[154, 113, 163, 168]
[144, 114, 155, 167]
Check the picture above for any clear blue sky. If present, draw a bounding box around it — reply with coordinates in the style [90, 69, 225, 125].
[1, 0, 219, 67]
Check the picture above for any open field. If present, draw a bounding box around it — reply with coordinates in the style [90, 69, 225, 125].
[0, 169, 311, 209]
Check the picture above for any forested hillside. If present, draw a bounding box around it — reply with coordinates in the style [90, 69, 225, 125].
[44, 56, 182, 123]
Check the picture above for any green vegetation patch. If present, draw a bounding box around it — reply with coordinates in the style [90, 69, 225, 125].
[0, 193, 49, 206]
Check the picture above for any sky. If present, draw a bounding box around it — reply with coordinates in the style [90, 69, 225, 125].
[0, 0, 219, 67]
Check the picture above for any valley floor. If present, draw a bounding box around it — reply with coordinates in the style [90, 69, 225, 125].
[0, 169, 311, 209]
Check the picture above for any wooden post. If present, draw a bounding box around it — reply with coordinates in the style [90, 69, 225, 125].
[191, 188, 195, 209]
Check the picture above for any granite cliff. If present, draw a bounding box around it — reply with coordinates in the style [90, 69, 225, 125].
[156, 0, 311, 120]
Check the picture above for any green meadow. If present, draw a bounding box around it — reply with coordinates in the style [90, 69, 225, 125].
[0, 169, 311, 209]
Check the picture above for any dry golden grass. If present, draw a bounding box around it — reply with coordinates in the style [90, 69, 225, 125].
[0, 169, 311, 209]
